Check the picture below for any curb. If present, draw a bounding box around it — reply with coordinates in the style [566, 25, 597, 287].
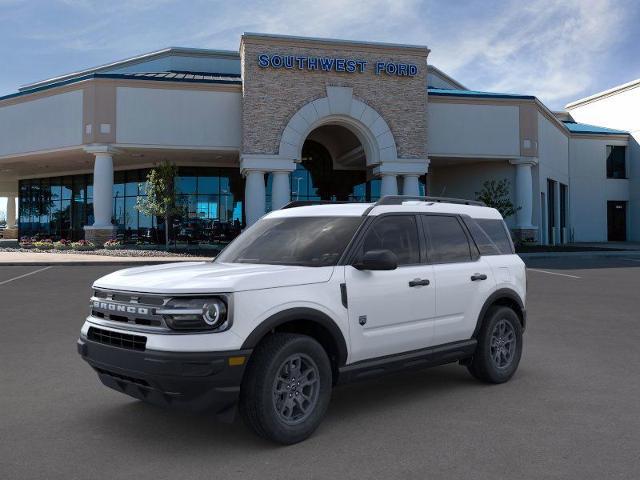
[518, 251, 640, 259]
[0, 260, 202, 266]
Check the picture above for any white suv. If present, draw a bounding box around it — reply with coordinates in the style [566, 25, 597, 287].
[78, 196, 526, 444]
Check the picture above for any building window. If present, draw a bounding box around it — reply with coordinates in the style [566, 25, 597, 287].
[606, 146, 626, 179]
[18, 167, 245, 247]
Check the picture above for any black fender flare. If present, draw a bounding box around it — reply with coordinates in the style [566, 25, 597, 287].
[472, 288, 526, 338]
[241, 307, 349, 366]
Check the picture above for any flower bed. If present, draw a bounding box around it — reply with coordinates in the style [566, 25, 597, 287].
[33, 239, 54, 250]
[54, 239, 73, 250]
[103, 239, 123, 250]
[70, 240, 96, 251]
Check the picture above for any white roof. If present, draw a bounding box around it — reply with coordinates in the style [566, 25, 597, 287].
[265, 201, 503, 220]
[267, 203, 371, 218]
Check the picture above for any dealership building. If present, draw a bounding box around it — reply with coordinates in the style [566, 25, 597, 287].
[0, 33, 637, 246]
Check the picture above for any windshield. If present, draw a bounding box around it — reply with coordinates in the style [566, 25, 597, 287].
[216, 216, 363, 267]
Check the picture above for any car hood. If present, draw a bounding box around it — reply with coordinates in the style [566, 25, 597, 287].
[93, 261, 335, 294]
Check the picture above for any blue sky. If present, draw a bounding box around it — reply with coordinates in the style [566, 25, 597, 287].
[1, 0, 640, 215]
[1, 0, 639, 109]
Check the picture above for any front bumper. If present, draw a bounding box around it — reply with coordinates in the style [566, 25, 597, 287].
[77, 336, 252, 416]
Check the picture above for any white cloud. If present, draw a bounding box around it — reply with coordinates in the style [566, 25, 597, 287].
[2, 0, 634, 109]
[426, 0, 628, 107]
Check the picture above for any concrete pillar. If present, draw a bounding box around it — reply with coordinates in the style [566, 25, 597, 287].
[380, 174, 398, 196]
[402, 175, 420, 196]
[512, 161, 534, 228]
[271, 171, 291, 210]
[83, 146, 117, 245]
[244, 170, 266, 226]
[509, 158, 538, 242]
[92, 152, 114, 227]
[6, 195, 17, 228]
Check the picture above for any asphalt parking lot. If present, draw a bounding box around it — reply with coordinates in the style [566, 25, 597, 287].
[1, 257, 639, 479]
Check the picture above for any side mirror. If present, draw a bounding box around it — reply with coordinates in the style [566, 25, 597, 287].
[353, 249, 398, 271]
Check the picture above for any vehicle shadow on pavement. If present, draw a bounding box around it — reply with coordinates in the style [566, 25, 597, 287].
[82, 363, 487, 449]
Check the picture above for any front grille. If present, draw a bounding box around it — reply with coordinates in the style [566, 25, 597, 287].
[88, 326, 147, 351]
[90, 289, 168, 330]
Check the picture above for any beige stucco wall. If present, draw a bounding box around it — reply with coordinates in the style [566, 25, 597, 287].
[116, 86, 242, 148]
[0, 90, 83, 157]
[240, 35, 429, 160]
[427, 101, 520, 157]
[429, 161, 517, 227]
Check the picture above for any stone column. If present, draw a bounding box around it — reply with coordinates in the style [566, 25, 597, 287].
[84, 146, 117, 245]
[509, 158, 538, 242]
[402, 174, 421, 196]
[244, 170, 266, 226]
[380, 174, 398, 196]
[241, 154, 296, 226]
[271, 171, 291, 210]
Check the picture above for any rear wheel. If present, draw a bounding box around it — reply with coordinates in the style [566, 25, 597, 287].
[239, 333, 332, 444]
[467, 306, 523, 383]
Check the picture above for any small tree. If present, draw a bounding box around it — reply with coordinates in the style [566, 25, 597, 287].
[136, 161, 182, 249]
[475, 179, 519, 219]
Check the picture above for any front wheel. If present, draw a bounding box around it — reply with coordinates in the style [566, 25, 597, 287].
[467, 306, 523, 384]
[239, 333, 332, 444]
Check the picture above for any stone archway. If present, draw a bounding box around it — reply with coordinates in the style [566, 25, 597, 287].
[240, 86, 429, 225]
[278, 86, 398, 167]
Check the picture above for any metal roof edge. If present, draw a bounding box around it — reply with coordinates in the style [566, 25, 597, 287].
[19, 47, 240, 92]
[565, 78, 640, 109]
[427, 65, 467, 90]
[2, 72, 242, 103]
[427, 88, 535, 100]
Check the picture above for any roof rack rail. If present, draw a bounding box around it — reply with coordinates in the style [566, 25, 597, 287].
[281, 200, 353, 209]
[374, 195, 485, 207]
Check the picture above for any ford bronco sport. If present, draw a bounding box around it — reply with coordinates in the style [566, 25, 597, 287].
[78, 196, 526, 444]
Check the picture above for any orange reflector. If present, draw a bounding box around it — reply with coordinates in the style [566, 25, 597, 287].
[228, 356, 246, 366]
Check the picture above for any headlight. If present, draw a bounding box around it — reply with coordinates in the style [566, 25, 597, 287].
[157, 297, 230, 332]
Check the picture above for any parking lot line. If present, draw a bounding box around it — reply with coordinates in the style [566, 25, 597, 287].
[0, 266, 52, 286]
[527, 268, 581, 279]
[623, 258, 640, 263]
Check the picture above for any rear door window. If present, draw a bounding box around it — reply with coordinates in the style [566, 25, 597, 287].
[358, 215, 420, 266]
[422, 215, 472, 264]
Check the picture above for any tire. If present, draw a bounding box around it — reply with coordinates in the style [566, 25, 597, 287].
[239, 333, 332, 444]
[467, 306, 523, 384]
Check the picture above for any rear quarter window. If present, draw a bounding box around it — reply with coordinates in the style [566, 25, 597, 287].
[464, 218, 514, 255]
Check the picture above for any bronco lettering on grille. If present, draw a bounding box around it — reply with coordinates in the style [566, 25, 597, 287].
[93, 301, 149, 315]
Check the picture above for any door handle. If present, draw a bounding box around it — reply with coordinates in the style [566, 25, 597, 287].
[471, 273, 488, 281]
[409, 278, 430, 287]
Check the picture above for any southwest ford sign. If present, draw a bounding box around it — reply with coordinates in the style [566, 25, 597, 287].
[257, 54, 418, 77]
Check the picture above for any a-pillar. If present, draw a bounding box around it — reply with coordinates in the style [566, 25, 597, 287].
[509, 157, 538, 242]
[83, 145, 117, 245]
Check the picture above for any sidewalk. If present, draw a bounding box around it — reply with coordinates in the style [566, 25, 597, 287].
[0, 251, 213, 266]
